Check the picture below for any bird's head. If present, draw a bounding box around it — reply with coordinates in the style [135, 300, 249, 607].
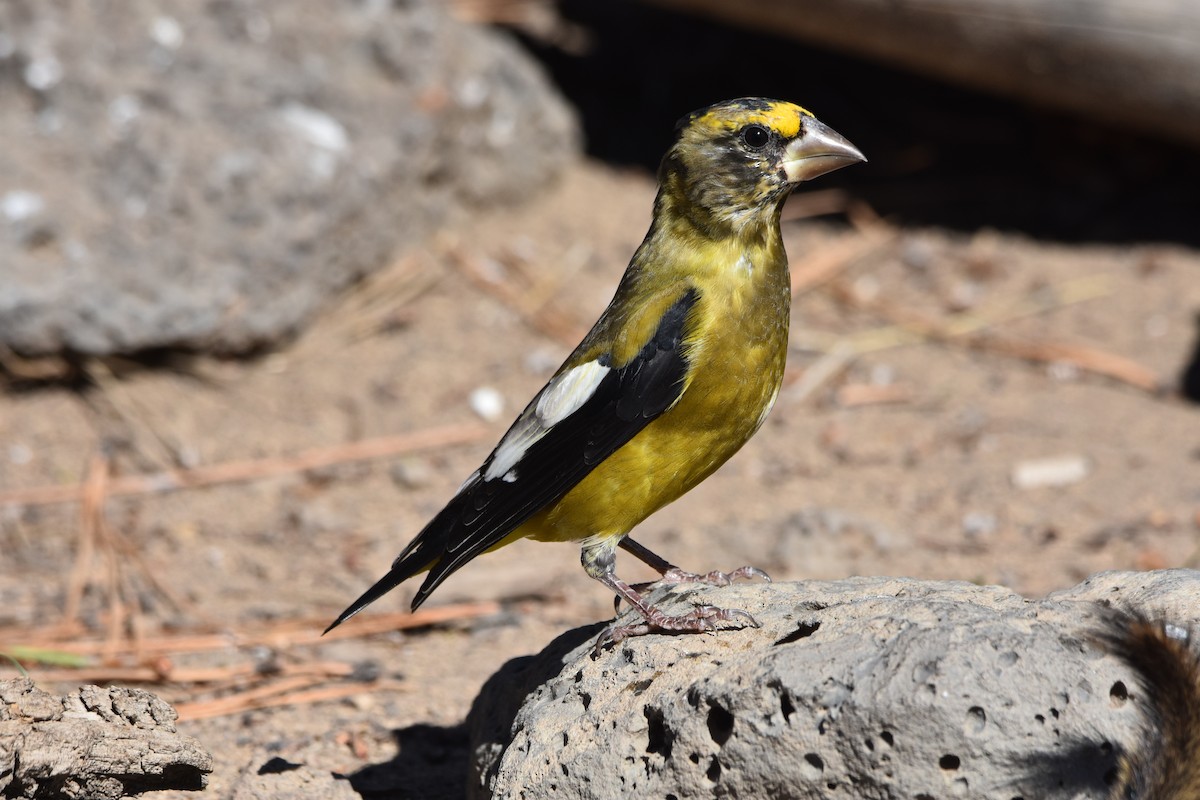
[658, 98, 865, 235]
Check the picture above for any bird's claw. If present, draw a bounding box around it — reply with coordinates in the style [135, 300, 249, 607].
[614, 565, 770, 613]
[593, 604, 760, 654]
[619, 566, 768, 604]
[661, 565, 771, 587]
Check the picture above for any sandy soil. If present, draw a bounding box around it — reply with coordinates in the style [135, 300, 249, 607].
[1, 154, 1198, 798]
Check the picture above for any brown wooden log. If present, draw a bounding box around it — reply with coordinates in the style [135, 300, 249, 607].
[646, 0, 1200, 146]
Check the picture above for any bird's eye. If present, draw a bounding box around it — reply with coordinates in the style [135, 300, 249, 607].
[741, 124, 770, 149]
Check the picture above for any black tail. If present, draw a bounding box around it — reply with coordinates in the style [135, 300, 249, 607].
[323, 542, 436, 634]
[1096, 607, 1200, 800]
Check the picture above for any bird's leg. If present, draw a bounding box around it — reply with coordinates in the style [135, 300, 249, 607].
[584, 540, 759, 651]
[619, 536, 771, 587]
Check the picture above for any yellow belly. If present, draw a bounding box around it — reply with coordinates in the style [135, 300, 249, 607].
[518, 283, 789, 544]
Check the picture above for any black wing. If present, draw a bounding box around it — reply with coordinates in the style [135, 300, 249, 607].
[325, 289, 698, 630]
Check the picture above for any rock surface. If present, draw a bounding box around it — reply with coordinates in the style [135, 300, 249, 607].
[0, 678, 212, 798]
[227, 754, 359, 800]
[0, 0, 578, 356]
[468, 570, 1200, 800]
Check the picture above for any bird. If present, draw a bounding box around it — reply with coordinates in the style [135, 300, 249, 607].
[326, 98, 865, 647]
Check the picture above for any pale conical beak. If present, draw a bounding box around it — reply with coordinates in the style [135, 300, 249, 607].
[783, 119, 866, 183]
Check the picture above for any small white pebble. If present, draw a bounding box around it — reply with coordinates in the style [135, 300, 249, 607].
[475, 256, 508, 285]
[150, 16, 184, 49]
[524, 347, 561, 375]
[8, 444, 32, 465]
[1047, 361, 1080, 382]
[390, 458, 432, 490]
[1, 191, 44, 222]
[348, 693, 375, 711]
[1144, 314, 1169, 339]
[508, 235, 538, 263]
[852, 275, 880, 303]
[869, 363, 895, 386]
[1011, 456, 1090, 490]
[962, 511, 997, 538]
[279, 103, 348, 153]
[24, 55, 62, 91]
[949, 280, 981, 310]
[108, 94, 141, 129]
[245, 15, 272, 43]
[64, 239, 89, 262]
[487, 109, 517, 148]
[456, 76, 489, 108]
[175, 444, 201, 469]
[900, 237, 936, 271]
[469, 386, 505, 422]
[123, 196, 148, 219]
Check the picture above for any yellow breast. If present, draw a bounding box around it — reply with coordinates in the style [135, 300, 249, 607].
[521, 232, 791, 543]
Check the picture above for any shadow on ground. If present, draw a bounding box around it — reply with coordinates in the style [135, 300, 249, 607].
[347, 623, 605, 799]
[348, 723, 470, 800]
[1018, 741, 1120, 799]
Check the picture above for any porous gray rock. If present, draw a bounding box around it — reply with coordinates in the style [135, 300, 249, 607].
[468, 570, 1200, 800]
[228, 755, 359, 800]
[0, 678, 212, 798]
[0, 0, 579, 356]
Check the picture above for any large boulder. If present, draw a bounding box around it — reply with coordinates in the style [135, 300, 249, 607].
[0, 0, 578, 356]
[468, 570, 1200, 800]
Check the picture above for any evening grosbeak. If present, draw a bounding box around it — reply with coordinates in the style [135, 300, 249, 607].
[327, 98, 865, 646]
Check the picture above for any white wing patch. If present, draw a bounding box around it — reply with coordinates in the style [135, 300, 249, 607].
[534, 360, 610, 426]
[482, 359, 610, 482]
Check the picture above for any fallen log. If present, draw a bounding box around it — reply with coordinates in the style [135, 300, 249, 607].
[647, 0, 1200, 147]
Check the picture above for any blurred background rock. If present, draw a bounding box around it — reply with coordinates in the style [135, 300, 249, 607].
[0, 0, 578, 357]
[3, 0, 1199, 359]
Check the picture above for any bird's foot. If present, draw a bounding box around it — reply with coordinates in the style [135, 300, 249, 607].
[660, 565, 772, 587]
[623, 566, 771, 602]
[594, 604, 759, 653]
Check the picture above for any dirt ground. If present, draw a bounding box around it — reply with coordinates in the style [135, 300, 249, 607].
[5, 1, 1200, 784]
[1, 152, 1198, 797]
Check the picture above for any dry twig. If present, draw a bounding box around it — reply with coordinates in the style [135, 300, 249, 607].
[443, 240, 587, 347]
[174, 679, 408, 721]
[1, 602, 501, 662]
[788, 228, 895, 296]
[826, 273, 1164, 393]
[21, 659, 358, 687]
[786, 273, 1161, 402]
[836, 382, 915, 408]
[296, 254, 442, 353]
[0, 423, 489, 510]
[3, 602, 500, 721]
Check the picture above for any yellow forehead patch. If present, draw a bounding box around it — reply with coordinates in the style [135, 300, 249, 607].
[691, 99, 813, 139]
